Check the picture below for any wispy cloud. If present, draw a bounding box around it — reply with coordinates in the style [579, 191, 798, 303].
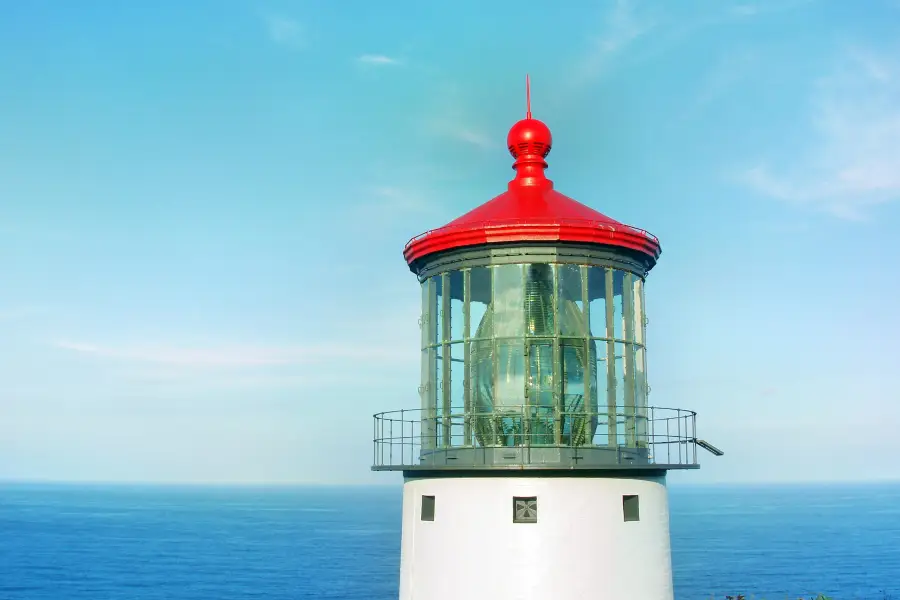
[731, 3, 760, 16]
[690, 50, 760, 113]
[729, 0, 814, 18]
[451, 128, 494, 150]
[51, 303, 422, 374]
[53, 339, 409, 368]
[738, 46, 900, 220]
[265, 15, 305, 48]
[342, 185, 447, 236]
[419, 80, 498, 150]
[427, 119, 496, 151]
[569, 0, 813, 91]
[357, 54, 401, 67]
[570, 0, 655, 86]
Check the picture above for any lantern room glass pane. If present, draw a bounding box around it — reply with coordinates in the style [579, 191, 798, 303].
[558, 264, 586, 337]
[560, 342, 586, 445]
[450, 342, 466, 445]
[434, 275, 444, 344]
[470, 339, 493, 412]
[614, 342, 626, 445]
[634, 346, 648, 446]
[633, 276, 644, 346]
[612, 270, 625, 341]
[587, 267, 607, 339]
[450, 342, 465, 414]
[528, 342, 554, 445]
[525, 264, 554, 337]
[448, 270, 465, 342]
[435, 346, 443, 416]
[469, 266, 492, 340]
[421, 347, 437, 449]
[421, 348, 433, 411]
[494, 340, 526, 410]
[493, 264, 524, 337]
[421, 279, 432, 350]
[592, 348, 612, 447]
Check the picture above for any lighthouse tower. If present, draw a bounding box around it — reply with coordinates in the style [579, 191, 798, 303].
[373, 80, 716, 600]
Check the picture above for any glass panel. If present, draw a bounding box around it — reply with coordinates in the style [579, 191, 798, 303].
[558, 264, 585, 337]
[450, 343, 465, 414]
[470, 339, 494, 446]
[434, 275, 444, 344]
[621, 272, 636, 446]
[525, 264, 554, 337]
[615, 342, 626, 445]
[421, 279, 432, 350]
[560, 342, 586, 445]
[634, 346, 648, 447]
[435, 344, 444, 439]
[612, 270, 625, 341]
[633, 277, 647, 447]
[448, 270, 465, 342]
[586, 340, 599, 441]
[469, 266, 492, 340]
[633, 276, 644, 347]
[592, 348, 612, 447]
[528, 342, 554, 445]
[421, 347, 437, 449]
[495, 340, 526, 410]
[493, 264, 524, 337]
[420, 348, 433, 411]
[587, 266, 607, 339]
[449, 342, 466, 446]
[622, 272, 634, 342]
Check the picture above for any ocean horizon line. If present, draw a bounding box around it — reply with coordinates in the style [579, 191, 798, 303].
[2, 478, 898, 489]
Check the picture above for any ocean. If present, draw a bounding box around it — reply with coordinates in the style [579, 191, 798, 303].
[0, 482, 898, 599]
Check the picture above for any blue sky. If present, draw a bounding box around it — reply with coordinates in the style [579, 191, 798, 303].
[1, 0, 898, 485]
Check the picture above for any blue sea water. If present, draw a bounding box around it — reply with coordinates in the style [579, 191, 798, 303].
[1, 482, 898, 600]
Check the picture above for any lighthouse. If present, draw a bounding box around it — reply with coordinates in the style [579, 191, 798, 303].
[373, 79, 719, 600]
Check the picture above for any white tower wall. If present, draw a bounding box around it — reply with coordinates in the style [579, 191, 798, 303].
[398, 475, 673, 600]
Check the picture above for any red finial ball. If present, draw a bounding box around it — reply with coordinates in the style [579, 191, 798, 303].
[507, 118, 552, 160]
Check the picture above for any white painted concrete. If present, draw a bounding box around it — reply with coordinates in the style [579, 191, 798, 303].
[398, 476, 673, 600]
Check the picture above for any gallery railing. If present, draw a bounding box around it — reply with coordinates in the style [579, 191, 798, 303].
[372, 405, 699, 471]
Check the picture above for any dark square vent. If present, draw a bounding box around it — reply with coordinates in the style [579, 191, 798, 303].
[513, 496, 538, 524]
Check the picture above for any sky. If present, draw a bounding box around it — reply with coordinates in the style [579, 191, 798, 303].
[1, 0, 899, 486]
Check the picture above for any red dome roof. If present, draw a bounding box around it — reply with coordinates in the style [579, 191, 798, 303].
[403, 85, 661, 269]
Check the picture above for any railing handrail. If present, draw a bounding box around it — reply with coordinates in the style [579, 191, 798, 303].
[372, 405, 700, 471]
[373, 405, 696, 419]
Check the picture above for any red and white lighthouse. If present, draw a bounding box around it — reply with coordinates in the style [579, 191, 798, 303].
[373, 79, 719, 600]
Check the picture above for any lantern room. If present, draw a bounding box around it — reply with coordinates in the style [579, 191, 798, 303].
[373, 85, 706, 472]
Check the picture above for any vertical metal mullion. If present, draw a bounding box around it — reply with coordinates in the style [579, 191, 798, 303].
[644, 278, 651, 448]
[463, 269, 471, 447]
[581, 265, 591, 447]
[623, 272, 636, 448]
[633, 277, 645, 447]
[605, 268, 617, 448]
[423, 278, 436, 450]
[441, 273, 451, 448]
[491, 268, 499, 446]
[553, 265, 562, 446]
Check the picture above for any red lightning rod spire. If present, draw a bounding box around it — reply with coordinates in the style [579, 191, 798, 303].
[526, 74, 532, 119]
